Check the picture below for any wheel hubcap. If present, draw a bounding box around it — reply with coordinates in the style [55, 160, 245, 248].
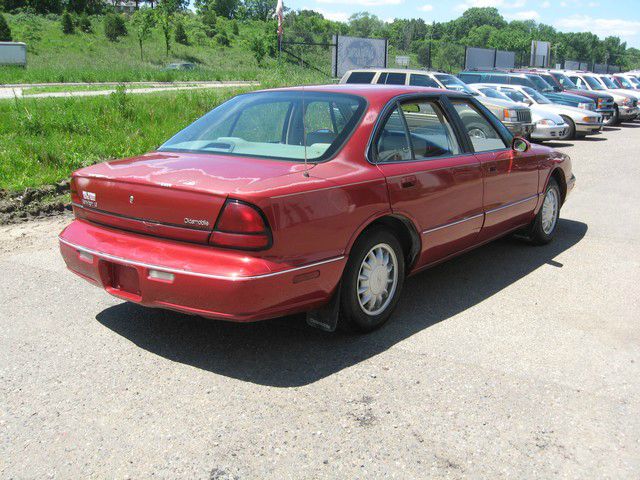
[357, 243, 398, 316]
[468, 128, 487, 139]
[541, 188, 559, 235]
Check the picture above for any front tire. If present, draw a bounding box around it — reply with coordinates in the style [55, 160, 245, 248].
[339, 228, 405, 333]
[560, 115, 575, 140]
[527, 178, 561, 245]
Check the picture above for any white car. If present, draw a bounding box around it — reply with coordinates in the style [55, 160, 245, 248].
[471, 86, 568, 142]
[476, 83, 603, 140]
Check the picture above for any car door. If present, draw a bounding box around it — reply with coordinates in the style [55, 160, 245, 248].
[449, 98, 541, 241]
[373, 95, 484, 268]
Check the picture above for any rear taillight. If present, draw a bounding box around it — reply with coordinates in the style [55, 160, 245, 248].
[209, 199, 271, 250]
[70, 176, 80, 204]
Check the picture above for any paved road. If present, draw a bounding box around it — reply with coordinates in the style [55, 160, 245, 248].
[0, 81, 257, 100]
[1, 125, 639, 479]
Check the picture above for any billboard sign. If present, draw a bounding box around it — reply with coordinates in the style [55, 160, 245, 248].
[465, 47, 515, 70]
[530, 41, 551, 67]
[332, 35, 388, 78]
[0, 42, 27, 67]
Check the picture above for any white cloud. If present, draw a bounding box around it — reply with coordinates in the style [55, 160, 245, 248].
[541, 1, 551, 7]
[587, 1, 599, 6]
[419, 4, 434, 11]
[456, 0, 526, 11]
[316, 0, 403, 5]
[312, 8, 350, 21]
[505, 9, 541, 21]
[555, 15, 640, 40]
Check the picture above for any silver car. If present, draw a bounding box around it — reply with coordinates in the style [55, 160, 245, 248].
[479, 83, 603, 140]
[471, 85, 568, 141]
[567, 71, 639, 123]
[340, 68, 535, 137]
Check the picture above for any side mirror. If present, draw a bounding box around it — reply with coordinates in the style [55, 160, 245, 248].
[512, 137, 530, 153]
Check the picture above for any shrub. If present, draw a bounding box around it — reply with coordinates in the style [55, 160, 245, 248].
[61, 10, 74, 34]
[0, 14, 12, 42]
[249, 34, 266, 65]
[104, 13, 126, 41]
[231, 20, 238, 36]
[174, 19, 188, 45]
[200, 10, 216, 38]
[215, 30, 230, 47]
[78, 13, 92, 33]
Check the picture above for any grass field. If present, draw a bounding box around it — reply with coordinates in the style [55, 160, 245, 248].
[0, 66, 325, 192]
[0, 13, 296, 84]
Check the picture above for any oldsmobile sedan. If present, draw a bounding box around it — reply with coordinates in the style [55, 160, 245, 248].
[59, 85, 574, 333]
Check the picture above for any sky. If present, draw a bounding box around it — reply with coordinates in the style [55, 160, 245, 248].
[290, 0, 640, 48]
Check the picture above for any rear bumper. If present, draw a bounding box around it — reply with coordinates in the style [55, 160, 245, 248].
[59, 220, 346, 322]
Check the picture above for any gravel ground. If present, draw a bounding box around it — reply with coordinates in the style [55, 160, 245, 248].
[1, 124, 639, 479]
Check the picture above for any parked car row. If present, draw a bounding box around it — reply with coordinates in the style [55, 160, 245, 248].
[341, 67, 639, 143]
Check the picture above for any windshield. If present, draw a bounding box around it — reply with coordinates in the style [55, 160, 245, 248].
[159, 91, 366, 161]
[478, 87, 512, 101]
[435, 74, 474, 94]
[584, 76, 605, 90]
[554, 73, 578, 89]
[616, 76, 633, 88]
[600, 76, 618, 89]
[527, 75, 554, 92]
[522, 86, 551, 104]
[628, 76, 640, 87]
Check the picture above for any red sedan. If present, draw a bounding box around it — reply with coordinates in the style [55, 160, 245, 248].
[59, 85, 574, 332]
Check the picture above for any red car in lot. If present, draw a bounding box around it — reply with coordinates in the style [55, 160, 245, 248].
[59, 85, 574, 332]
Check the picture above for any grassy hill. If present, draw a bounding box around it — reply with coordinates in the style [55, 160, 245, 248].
[0, 13, 311, 84]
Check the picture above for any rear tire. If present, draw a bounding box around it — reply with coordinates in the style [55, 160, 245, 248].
[339, 228, 405, 333]
[527, 178, 561, 245]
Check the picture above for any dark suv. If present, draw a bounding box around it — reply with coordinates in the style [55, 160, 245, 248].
[521, 70, 616, 124]
[458, 70, 596, 111]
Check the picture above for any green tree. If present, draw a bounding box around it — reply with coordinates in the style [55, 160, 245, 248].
[0, 14, 12, 42]
[249, 33, 266, 64]
[155, 2, 173, 56]
[67, 0, 87, 14]
[195, 0, 237, 19]
[78, 13, 92, 33]
[61, 10, 74, 34]
[104, 13, 126, 42]
[348, 12, 384, 38]
[131, 8, 154, 60]
[174, 18, 188, 45]
[244, 0, 274, 21]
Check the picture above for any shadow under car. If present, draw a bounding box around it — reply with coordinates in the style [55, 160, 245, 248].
[96, 218, 588, 388]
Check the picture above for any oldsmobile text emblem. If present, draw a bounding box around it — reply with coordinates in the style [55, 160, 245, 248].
[129, 195, 134, 204]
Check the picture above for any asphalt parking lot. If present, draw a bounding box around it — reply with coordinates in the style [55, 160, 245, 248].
[1, 123, 639, 479]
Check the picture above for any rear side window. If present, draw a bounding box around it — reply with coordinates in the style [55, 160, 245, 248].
[409, 74, 440, 88]
[345, 71, 375, 84]
[450, 100, 508, 153]
[377, 72, 388, 84]
[375, 108, 412, 162]
[459, 73, 481, 83]
[488, 74, 508, 84]
[400, 101, 460, 158]
[385, 73, 407, 85]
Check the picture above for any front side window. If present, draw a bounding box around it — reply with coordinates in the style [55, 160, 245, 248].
[159, 91, 366, 162]
[409, 74, 439, 88]
[617, 76, 633, 88]
[450, 100, 508, 152]
[554, 73, 578, 89]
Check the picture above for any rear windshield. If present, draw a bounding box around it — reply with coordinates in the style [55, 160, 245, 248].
[159, 91, 367, 162]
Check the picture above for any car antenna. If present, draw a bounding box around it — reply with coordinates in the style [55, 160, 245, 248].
[302, 86, 310, 178]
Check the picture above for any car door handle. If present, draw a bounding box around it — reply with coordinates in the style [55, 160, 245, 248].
[401, 176, 417, 188]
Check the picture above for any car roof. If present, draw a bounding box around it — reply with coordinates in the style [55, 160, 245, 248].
[345, 68, 449, 75]
[256, 84, 470, 103]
